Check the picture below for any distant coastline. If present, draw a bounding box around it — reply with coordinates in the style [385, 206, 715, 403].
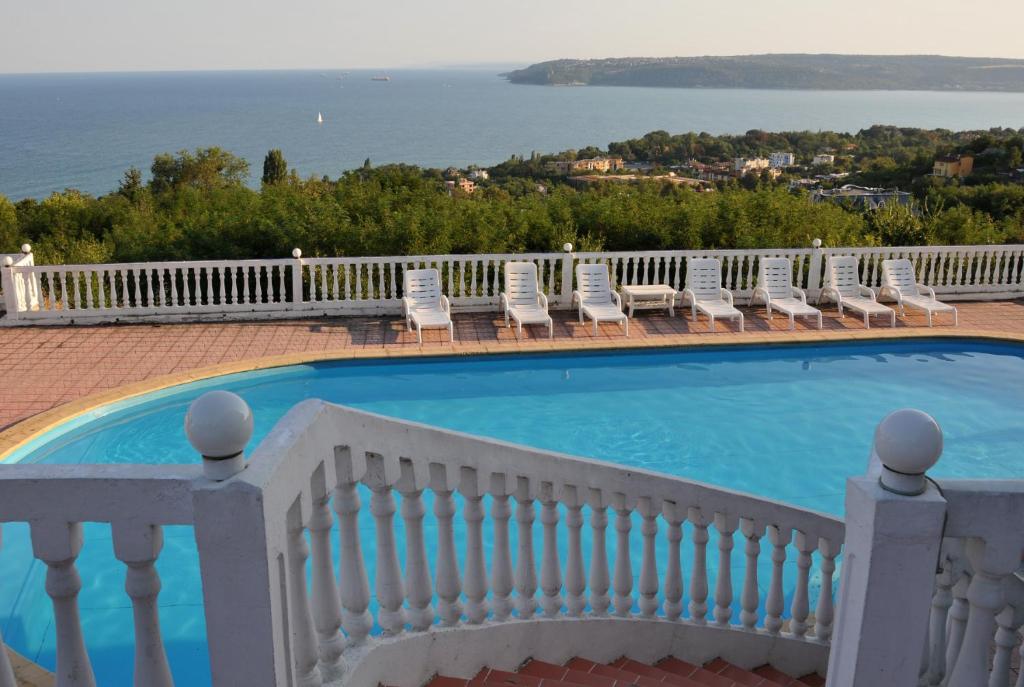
[503, 54, 1024, 92]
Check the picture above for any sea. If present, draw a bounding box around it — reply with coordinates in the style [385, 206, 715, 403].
[1, 68, 1023, 200]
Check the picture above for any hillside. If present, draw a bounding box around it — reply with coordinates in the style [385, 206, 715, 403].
[503, 54, 1024, 91]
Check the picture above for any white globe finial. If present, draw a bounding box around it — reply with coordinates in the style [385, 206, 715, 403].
[291, 248, 302, 259]
[812, 238, 822, 249]
[562, 242, 573, 253]
[2, 256, 12, 267]
[873, 409, 942, 495]
[185, 390, 254, 481]
[20, 244, 31, 254]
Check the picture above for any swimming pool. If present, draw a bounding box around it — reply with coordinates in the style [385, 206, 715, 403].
[2, 339, 1023, 684]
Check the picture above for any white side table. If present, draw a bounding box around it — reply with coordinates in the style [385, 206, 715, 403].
[620, 284, 676, 317]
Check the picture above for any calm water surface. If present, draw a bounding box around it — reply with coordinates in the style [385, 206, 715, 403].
[2, 69, 1024, 199]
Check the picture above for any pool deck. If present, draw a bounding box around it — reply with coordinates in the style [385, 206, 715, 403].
[1, 299, 1022, 457]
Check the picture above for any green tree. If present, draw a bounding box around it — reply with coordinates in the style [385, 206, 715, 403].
[150, 147, 249, 195]
[118, 167, 143, 200]
[867, 202, 926, 246]
[0, 194, 17, 252]
[262, 149, 289, 186]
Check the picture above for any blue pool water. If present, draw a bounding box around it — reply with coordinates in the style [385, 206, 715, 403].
[2, 339, 1024, 684]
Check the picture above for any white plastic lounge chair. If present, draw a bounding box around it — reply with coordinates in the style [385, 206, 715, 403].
[572, 263, 628, 336]
[500, 261, 553, 339]
[818, 256, 895, 329]
[402, 268, 454, 344]
[681, 257, 744, 332]
[879, 258, 958, 327]
[751, 257, 822, 330]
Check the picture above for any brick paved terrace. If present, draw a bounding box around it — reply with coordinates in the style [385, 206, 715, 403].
[1, 299, 1022, 436]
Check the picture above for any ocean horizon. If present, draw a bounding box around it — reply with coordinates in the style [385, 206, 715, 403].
[2, 68, 1023, 200]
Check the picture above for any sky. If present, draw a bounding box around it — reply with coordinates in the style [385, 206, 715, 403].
[2, 0, 1022, 74]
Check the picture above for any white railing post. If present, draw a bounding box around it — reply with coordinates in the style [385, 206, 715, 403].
[1, 256, 18, 319]
[488, 474, 515, 621]
[397, 458, 434, 631]
[188, 393, 285, 687]
[808, 238, 824, 299]
[826, 409, 947, 687]
[559, 243, 575, 308]
[291, 248, 304, 305]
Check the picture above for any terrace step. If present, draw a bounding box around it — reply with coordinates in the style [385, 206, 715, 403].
[422, 657, 826, 687]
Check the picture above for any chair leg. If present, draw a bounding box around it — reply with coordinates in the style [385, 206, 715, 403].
[593, 319, 598, 336]
[416, 324, 422, 345]
[624, 318, 629, 337]
[789, 314, 795, 331]
[927, 310, 933, 327]
[890, 311, 896, 328]
[517, 321, 522, 340]
[738, 313, 744, 332]
[548, 319, 553, 339]
[816, 313, 822, 330]
[864, 311, 869, 329]
[449, 322, 455, 343]
[953, 308, 958, 326]
[709, 315, 715, 333]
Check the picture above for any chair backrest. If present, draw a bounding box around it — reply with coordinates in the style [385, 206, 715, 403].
[757, 257, 795, 300]
[881, 258, 919, 297]
[686, 258, 724, 301]
[575, 263, 613, 305]
[403, 268, 442, 308]
[827, 256, 864, 298]
[504, 262, 540, 306]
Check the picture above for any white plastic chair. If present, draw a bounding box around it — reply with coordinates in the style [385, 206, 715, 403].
[402, 268, 454, 344]
[572, 263, 628, 336]
[818, 256, 895, 329]
[751, 257, 822, 330]
[879, 258, 958, 327]
[681, 257, 744, 332]
[500, 261, 553, 339]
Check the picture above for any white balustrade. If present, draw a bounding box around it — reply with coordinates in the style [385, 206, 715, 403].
[396, 459, 434, 632]
[612, 495, 634, 617]
[488, 475, 514, 621]
[662, 502, 685, 621]
[789, 531, 814, 638]
[5, 242, 1020, 323]
[713, 513, 738, 626]
[688, 507, 710, 624]
[637, 497, 660, 618]
[513, 478, 537, 620]
[764, 524, 791, 635]
[284, 502, 323, 687]
[431, 464, 463, 626]
[306, 470, 345, 680]
[539, 482, 563, 618]
[587, 491, 611, 616]
[460, 468, 489, 624]
[739, 518, 764, 631]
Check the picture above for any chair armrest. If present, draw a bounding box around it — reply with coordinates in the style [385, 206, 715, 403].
[440, 295, 451, 313]
[681, 288, 696, 305]
[537, 291, 548, 310]
[719, 288, 734, 306]
[572, 290, 582, 306]
[610, 290, 622, 309]
[917, 283, 937, 299]
[500, 292, 509, 314]
[791, 286, 807, 303]
[858, 284, 877, 300]
[402, 297, 412, 316]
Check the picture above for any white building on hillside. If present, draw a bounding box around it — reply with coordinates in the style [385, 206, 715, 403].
[733, 157, 771, 175]
[813, 154, 835, 166]
[769, 152, 796, 168]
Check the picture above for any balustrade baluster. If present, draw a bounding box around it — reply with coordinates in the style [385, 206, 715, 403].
[739, 518, 764, 630]
[814, 537, 838, 641]
[82, 269, 94, 309]
[307, 467, 345, 680]
[0, 527, 14, 687]
[470, 259, 478, 297]
[613, 495, 634, 617]
[1000, 250, 1014, 286]
[255, 266, 265, 304]
[539, 482, 563, 618]
[764, 525, 791, 634]
[637, 497, 659, 618]
[713, 513, 738, 626]
[588, 491, 611, 616]
[219, 266, 229, 304]
[167, 268, 179, 306]
[285, 502, 323, 687]
[395, 459, 433, 632]
[387, 262, 397, 300]
[276, 264, 285, 303]
[989, 605, 1021, 687]
[514, 477, 538, 619]
[947, 540, 1019, 687]
[432, 464, 463, 625]
[662, 502, 684, 621]
[95, 269, 106, 309]
[203, 266, 213, 305]
[460, 468, 489, 624]
[563, 486, 586, 617]
[332, 449, 373, 644]
[945, 573, 970, 678]
[30, 520, 96, 687]
[111, 523, 173, 687]
[119, 268, 130, 308]
[343, 262, 352, 301]
[490, 259, 500, 298]
[789, 531, 814, 637]
[364, 454, 405, 635]
[688, 508, 710, 624]
[489, 476, 514, 621]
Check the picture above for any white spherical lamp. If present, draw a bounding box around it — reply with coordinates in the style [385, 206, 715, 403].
[873, 408, 942, 495]
[185, 390, 254, 481]
[20, 244, 31, 254]
[562, 242, 573, 253]
[811, 238, 822, 249]
[292, 248, 302, 259]
[2, 257, 12, 267]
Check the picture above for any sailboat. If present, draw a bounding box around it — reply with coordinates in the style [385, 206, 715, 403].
[317, 111, 324, 124]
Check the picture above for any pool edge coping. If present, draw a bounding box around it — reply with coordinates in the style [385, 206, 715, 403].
[2, 325, 1021, 462]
